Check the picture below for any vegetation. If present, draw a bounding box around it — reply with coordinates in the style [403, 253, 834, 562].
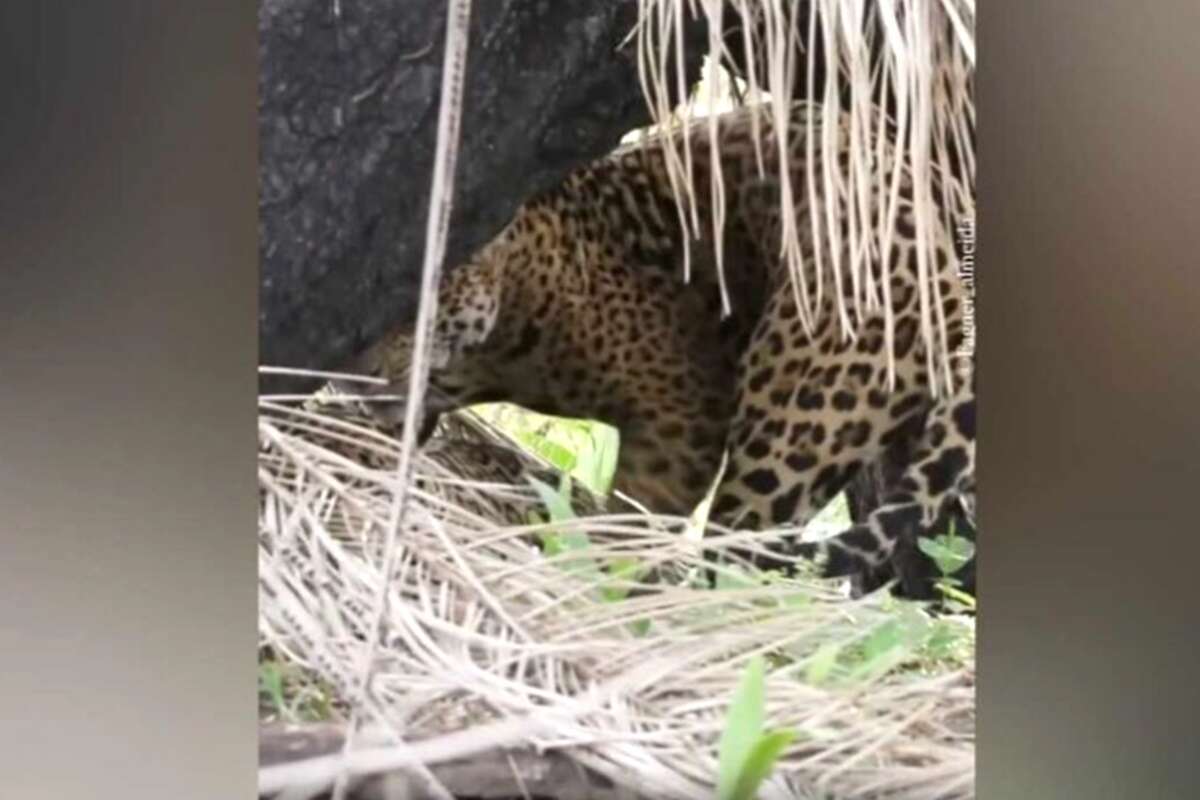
[260, 400, 975, 719]
[717, 656, 796, 800]
[511, 400, 975, 689]
[258, 647, 341, 724]
[475, 402, 620, 495]
[259, 390, 975, 799]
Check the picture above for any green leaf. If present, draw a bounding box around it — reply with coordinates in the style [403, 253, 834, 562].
[714, 568, 760, 591]
[779, 589, 813, 609]
[717, 656, 766, 800]
[845, 610, 933, 682]
[860, 619, 902, 662]
[258, 662, 286, 716]
[592, 426, 620, 494]
[731, 729, 796, 800]
[539, 531, 567, 557]
[599, 556, 643, 602]
[529, 475, 578, 525]
[917, 521, 975, 576]
[537, 439, 578, 473]
[923, 618, 973, 662]
[804, 641, 843, 686]
[531, 475, 612, 591]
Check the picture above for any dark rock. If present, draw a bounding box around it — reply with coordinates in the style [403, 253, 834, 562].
[258, 0, 706, 392]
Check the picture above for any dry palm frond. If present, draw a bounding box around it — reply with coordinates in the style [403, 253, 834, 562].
[258, 396, 975, 799]
[632, 0, 975, 395]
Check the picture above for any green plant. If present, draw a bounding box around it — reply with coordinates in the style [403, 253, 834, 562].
[479, 403, 619, 495]
[258, 652, 338, 722]
[918, 518, 976, 611]
[530, 474, 594, 571]
[716, 655, 796, 800]
[258, 658, 287, 717]
[529, 473, 650, 635]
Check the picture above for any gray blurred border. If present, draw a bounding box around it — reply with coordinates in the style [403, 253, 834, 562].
[978, 2, 1200, 797]
[2, 2, 1199, 798]
[1, 2, 257, 798]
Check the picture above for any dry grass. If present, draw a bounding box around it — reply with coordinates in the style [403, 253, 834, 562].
[632, 0, 975, 396]
[258, 391, 974, 799]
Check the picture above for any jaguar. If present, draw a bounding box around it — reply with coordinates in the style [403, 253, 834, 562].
[337, 101, 976, 596]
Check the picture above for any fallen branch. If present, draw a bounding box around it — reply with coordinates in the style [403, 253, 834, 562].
[259, 720, 649, 800]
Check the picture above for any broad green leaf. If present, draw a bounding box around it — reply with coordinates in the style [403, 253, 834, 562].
[731, 729, 797, 800]
[917, 520, 975, 576]
[846, 610, 932, 682]
[860, 620, 902, 662]
[518, 433, 565, 471]
[592, 426, 620, 493]
[717, 656, 766, 800]
[530, 476, 599, 583]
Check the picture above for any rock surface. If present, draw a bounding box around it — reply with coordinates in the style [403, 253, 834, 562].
[258, 0, 705, 392]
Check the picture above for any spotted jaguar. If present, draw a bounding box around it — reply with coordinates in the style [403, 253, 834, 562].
[338, 101, 976, 596]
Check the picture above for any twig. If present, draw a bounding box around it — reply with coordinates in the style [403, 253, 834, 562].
[330, 1, 475, 800]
